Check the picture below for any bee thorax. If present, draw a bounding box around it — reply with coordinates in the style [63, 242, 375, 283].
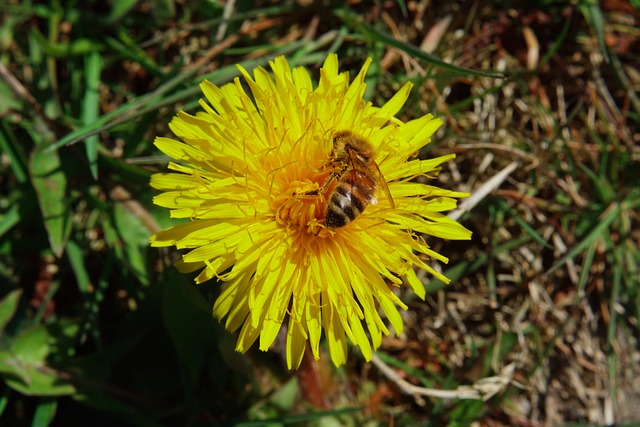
[319, 130, 395, 228]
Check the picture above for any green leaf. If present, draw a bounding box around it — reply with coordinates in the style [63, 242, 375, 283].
[0, 289, 21, 332]
[29, 146, 71, 258]
[0, 204, 21, 243]
[0, 327, 76, 396]
[4, 366, 76, 397]
[82, 51, 102, 180]
[0, 388, 8, 418]
[269, 377, 299, 411]
[9, 326, 51, 364]
[31, 397, 57, 427]
[112, 203, 151, 285]
[449, 399, 484, 425]
[0, 77, 23, 115]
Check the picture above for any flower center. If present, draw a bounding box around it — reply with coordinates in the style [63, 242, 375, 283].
[271, 178, 333, 238]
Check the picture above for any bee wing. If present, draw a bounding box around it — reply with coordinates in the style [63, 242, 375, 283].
[368, 159, 395, 209]
[345, 149, 395, 209]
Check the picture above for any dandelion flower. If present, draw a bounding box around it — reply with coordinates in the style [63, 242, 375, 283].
[150, 54, 472, 369]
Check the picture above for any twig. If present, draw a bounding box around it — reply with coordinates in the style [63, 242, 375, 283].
[372, 354, 515, 403]
[0, 61, 37, 106]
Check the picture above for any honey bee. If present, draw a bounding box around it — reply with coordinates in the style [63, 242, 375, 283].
[310, 130, 395, 228]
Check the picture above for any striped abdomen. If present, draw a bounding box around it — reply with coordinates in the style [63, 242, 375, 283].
[325, 170, 376, 228]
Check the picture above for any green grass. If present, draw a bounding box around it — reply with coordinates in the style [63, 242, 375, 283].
[1, 0, 639, 426]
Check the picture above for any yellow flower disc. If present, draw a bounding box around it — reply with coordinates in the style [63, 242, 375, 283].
[150, 54, 472, 368]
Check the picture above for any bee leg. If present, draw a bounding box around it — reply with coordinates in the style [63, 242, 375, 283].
[300, 188, 319, 196]
[292, 188, 324, 203]
[293, 170, 340, 198]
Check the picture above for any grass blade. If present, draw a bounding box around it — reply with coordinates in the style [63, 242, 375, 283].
[82, 51, 102, 179]
[547, 202, 620, 275]
[578, 0, 610, 63]
[45, 43, 313, 153]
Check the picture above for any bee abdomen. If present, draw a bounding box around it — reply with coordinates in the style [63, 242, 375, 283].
[325, 174, 374, 228]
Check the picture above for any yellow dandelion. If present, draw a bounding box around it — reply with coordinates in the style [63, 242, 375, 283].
[150, 54, 472, 369]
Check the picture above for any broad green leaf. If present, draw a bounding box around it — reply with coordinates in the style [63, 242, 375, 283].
[269, 377, 299, 411]
[29, 146, 71, 257]
[449, 399, 484, 425]
[0, 289, 21, 332]
[9, 326, 50, 364]
[0, 78, 23, 115]
[0, 327, 75, 396]
[4, 367, 75, 397]
[0, 204, 21, 240]
[0, 350, 23, 378]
